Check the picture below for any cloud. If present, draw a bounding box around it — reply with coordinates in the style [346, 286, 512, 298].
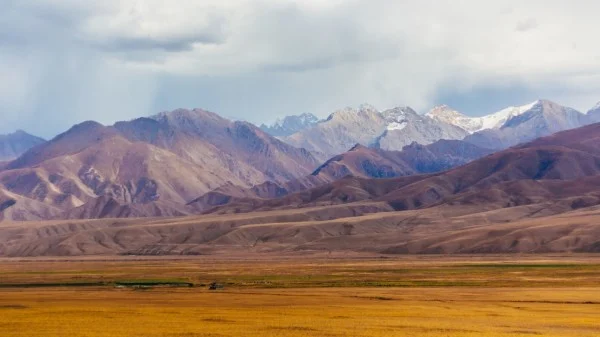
[516, 18, 538, 32]
[0, 0, 599, 137]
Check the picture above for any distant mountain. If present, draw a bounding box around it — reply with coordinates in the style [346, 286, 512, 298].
[283, 105, 468, 157]
[0, 108, 320, 220]
[0, 130, 45, 161]
[587, 102, 600, 122]
[280, 100, 592, 157]
[464, 100, 591, 149]
[260, 113, 320, 137]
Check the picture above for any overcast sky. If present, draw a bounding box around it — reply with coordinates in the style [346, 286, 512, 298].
[1, 0, 600, 138]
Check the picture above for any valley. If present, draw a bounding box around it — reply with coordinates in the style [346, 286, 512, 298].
[0, 256, 599, 337]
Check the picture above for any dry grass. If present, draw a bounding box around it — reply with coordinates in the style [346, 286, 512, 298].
[0, 256, 599, 336]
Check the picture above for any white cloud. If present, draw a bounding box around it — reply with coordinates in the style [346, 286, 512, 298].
[1, 0, 599, 137]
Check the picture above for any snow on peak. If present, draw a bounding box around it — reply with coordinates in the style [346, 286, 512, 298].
[387, 121, 407, 131]
[423, 101, 543, 134]
[480, 100, 540, 130]
[590, 101, 600, 112]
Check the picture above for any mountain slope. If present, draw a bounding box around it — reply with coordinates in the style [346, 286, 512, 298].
[0, 130, 45, 161]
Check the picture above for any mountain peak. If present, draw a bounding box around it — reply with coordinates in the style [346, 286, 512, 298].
[260, 112, 320, 137]
[63, 120, 106, 135]
[358, 103, 378, 112]
[152, 108, 225, 123]
[425, 106, 483, 133]
[349, 143, 369, 152]
[426, 105, 465, 118]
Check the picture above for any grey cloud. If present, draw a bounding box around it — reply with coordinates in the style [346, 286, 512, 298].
[95, 31, 222, 53]
[249, 3, 403, 73]
[0, 1, 599, 138]
[90, 15, 227, 54]
[516, 18, 538, 32]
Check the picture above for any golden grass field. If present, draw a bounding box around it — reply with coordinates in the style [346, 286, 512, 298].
[1, 255, 600, 336]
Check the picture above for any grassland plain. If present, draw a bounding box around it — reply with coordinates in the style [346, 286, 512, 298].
[1, 255, 599, 336]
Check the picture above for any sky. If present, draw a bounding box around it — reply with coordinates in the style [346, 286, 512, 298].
[1, 0, 600, 138]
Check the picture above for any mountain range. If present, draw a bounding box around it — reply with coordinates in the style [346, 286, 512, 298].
[2, 98, 600, 256]
[261, 99, 594, 158]
[278, 105, 469, 158]
[3, 121, 600, 256]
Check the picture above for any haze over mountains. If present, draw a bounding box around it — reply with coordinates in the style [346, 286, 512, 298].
[2, 98, 600, 256]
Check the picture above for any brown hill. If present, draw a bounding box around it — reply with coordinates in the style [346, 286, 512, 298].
[1, 198, 599, 256]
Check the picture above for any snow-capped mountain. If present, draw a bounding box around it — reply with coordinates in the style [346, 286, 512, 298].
[426, 101, 539, 134]
[260, 113, 320, 137]
[464, 100, 591, 149]
[278, 99, 595, 157]
[283, 104, 468, 157]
